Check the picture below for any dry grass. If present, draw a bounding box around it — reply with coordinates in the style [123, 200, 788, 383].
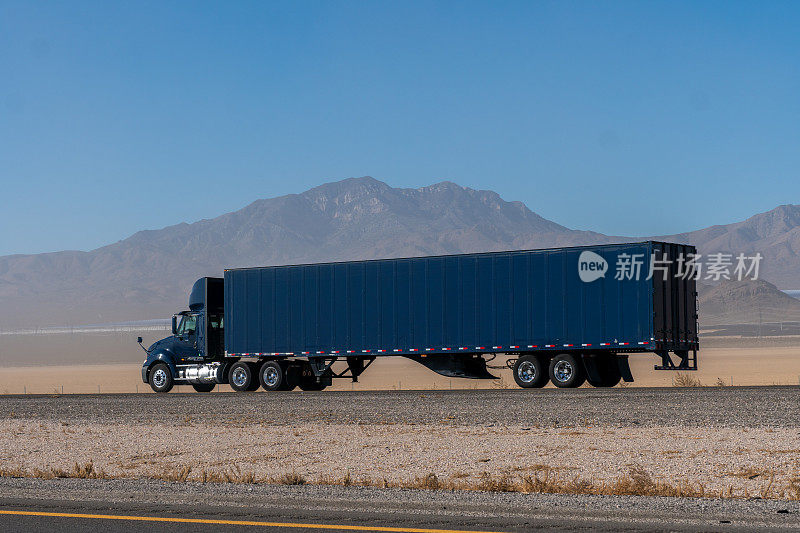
[275, 471, 307, 485]
[673, 373, 702, 387]
[0, 461, 108, 480]
[2, 462, 799, 501]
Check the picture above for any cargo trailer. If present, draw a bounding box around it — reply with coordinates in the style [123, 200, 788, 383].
[140, 241, 699, 392]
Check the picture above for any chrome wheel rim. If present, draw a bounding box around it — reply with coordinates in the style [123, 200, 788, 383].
[263, 366, 279, 387]
[553, 360, 574, 382]
[232, 367, 248, 387]
[517, 361, 536, 383]
[152, 368, 167, 388]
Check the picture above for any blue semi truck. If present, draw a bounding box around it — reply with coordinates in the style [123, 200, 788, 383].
[140, 241, 699, 392]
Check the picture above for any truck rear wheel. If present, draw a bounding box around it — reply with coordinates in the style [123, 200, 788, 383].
[149, 363, 173, 393]
[229, 362, 257, 392]
[259, 361, 286, 391]
[549, 353, 586, 388]
[192, 383, 216, 393]
[587, 355, 622, 388]
[513, 355, 548, 388]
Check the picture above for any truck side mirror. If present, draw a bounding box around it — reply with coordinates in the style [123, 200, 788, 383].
[171, 316, 177, 335]
[137, 336, 143, 344]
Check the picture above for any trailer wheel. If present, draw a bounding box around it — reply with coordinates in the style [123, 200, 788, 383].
[148, 363, 173, 393]
[229, 362, 256, 392]
[549, 353, 586, 388]
[512, 355, 548, 388]
[587, 355, 622, 388]
[192, 383, 216, 393]
[259, 361, 285, 392]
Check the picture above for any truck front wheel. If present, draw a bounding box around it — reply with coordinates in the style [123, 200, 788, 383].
[149, 363, 174, 393]
[229, 362, 257, 392]
[513, 355, 548, 388]
[549, 353, 586, 388]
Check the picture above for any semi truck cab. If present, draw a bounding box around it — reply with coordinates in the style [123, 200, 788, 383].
[141, 278, 226, 392]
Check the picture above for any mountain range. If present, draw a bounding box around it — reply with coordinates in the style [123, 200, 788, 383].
[1, 176, 798, 328]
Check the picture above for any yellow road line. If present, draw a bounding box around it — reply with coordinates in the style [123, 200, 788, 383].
[0, 509, 505, 533]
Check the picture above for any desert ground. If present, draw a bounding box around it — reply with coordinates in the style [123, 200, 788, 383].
[0, 327, 799, 392]
[1, 388, 799, 502]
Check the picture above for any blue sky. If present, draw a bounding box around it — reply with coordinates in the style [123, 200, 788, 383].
[1, 1, 799, 256]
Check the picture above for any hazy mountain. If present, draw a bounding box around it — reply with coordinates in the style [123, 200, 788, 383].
[0, 177, 612, 328]
[698, 279, 800, 326]
[657, 204, 800, 288]
[0, 176, 798, 329]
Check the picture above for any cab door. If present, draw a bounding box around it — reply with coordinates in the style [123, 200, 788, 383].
[174, 314, 203, 362]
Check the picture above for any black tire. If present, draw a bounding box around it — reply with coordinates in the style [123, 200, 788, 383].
[259, 360, 285, 391]
[229, 361, 256, 392]
[246, 363, 262, 391]
[192, 383, 216, 393]
[549, 353, 586, 388]
[512, 355, 548, 388]
[587, 355, 622, 388]
[148, 362, 173, 393]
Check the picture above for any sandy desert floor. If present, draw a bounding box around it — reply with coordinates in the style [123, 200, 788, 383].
[0, 346, 799, 393]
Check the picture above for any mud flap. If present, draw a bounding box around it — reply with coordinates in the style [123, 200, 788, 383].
[617, 354, 634, 382]
[405, 354, 497, 379]
[581, 354, 603, 383]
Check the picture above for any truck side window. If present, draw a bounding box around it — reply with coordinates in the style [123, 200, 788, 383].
[184, 315, 197, 336]
[177, 315, 197, 337]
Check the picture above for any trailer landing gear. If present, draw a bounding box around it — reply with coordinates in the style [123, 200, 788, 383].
[654, 350, 697, 371]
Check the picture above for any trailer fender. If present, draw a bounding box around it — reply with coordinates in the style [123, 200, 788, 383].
[405, 354, 497, 379]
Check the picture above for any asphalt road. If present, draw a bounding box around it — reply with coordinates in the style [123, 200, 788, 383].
[1, 478, 798, 533]
[1, 386, 799, 427]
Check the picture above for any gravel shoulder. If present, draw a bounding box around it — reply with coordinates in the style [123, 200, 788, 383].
[2, 387, 799, 427]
